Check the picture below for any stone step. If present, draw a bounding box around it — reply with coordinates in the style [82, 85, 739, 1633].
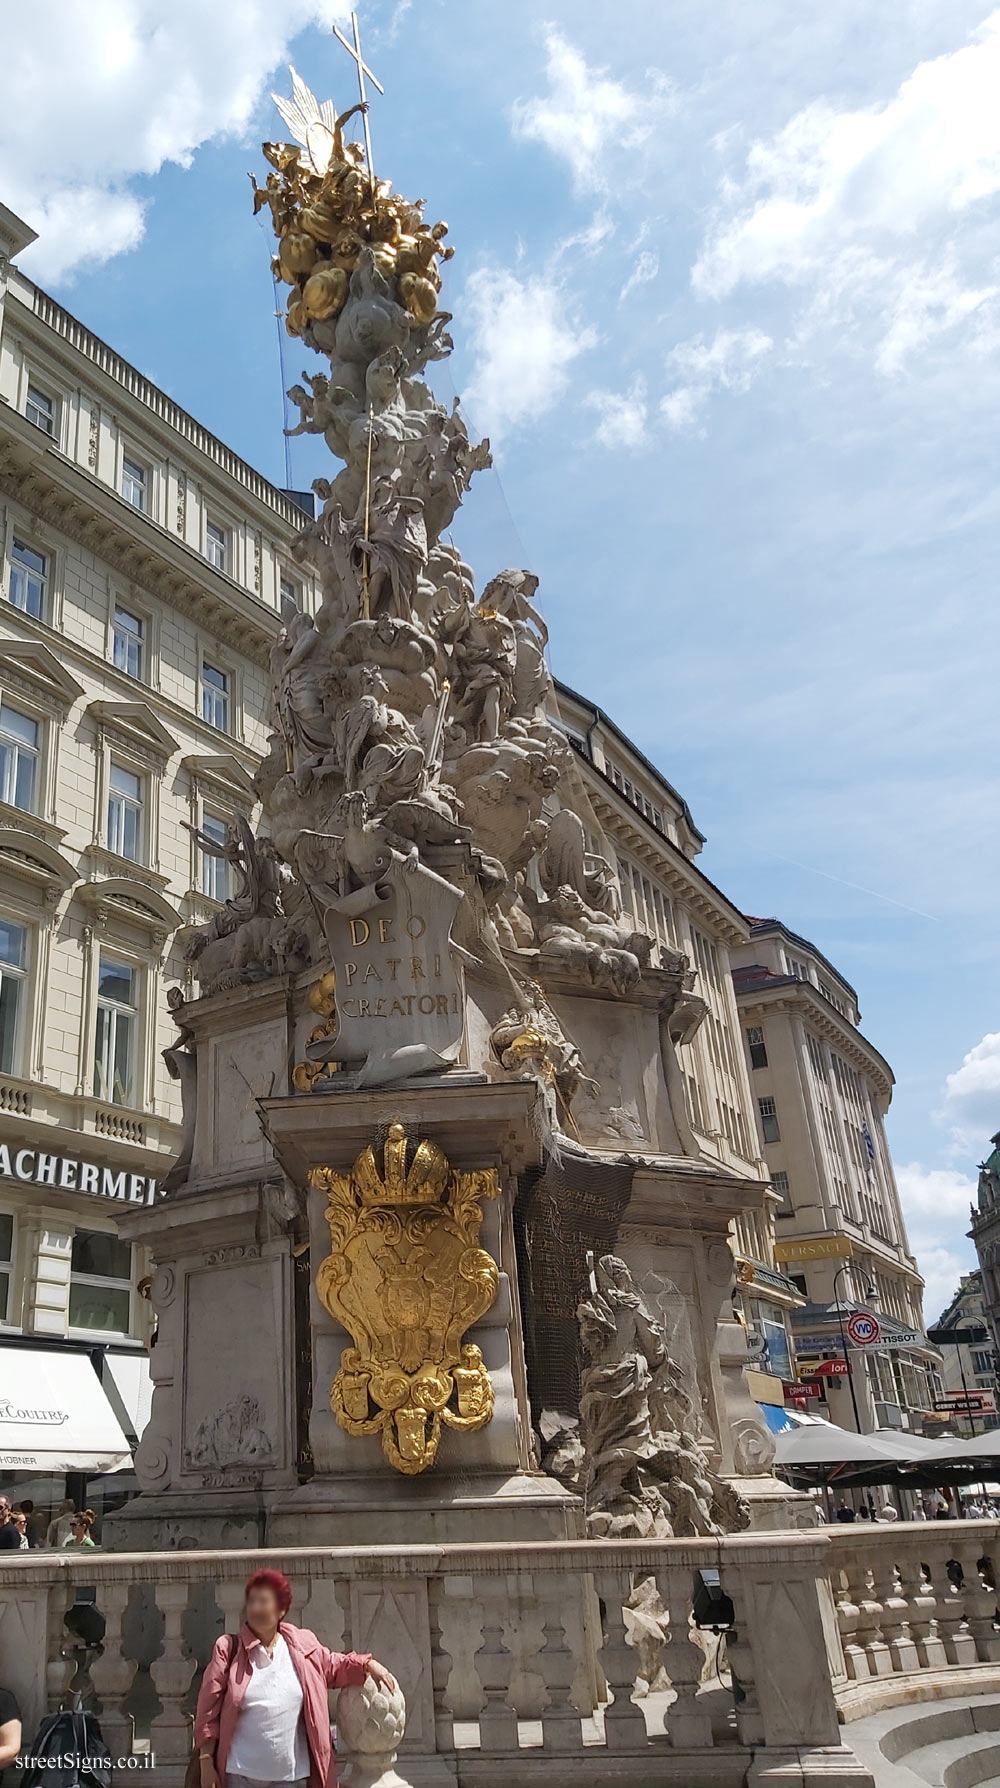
[844, 1692, 1000, 1788]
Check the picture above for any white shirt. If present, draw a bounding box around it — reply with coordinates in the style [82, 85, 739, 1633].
[227, 1635, 310, 1784]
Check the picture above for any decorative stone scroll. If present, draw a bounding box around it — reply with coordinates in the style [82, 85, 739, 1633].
[312, 1122, 500, 1473]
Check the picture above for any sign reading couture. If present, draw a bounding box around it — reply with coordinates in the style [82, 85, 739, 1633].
[0, 1146, 159, 1204]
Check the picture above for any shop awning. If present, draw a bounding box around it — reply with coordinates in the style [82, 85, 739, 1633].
[0, 1349, 132, 1473]
[102, 1351, 153, 1443]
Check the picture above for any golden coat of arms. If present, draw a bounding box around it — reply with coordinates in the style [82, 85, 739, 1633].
[311, 1122, 500, 1474]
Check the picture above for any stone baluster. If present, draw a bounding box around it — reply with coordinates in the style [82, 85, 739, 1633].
[830, 1560, 866, 1680]
[337, 1677, 406, 1788]
[215, 1574, 246, 1644]
[894, 1548, 944, 1670]
[149, 1582, 198, 1776]
[88, 1584, 138, 1759]
[475, 1597, 519, 1754]
[657, 1566, 714, 1749]
[593, 1567, 647, 1752]
[720, 1566, 764, 1749]
[426, 1575, 454, 1757]
[845, 1553, 891, 1679]
[951, 1537, 1000, 1663]
[46, 1580, 77, 1712]
[927, 1542, 977, 1667]
[869, 1543, 916, 1675]
[536, 1581, 582, 1753]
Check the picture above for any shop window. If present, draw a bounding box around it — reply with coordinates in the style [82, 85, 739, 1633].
[9, 540, 47, 620]
[93, 956, 137, 1107]
[746, 1024, 768, 1069]
[69, 1229, 132, 1334]
[0, 921, 27, 1076]
[0, 702, 39, 812]
[107, 762, 143, 861]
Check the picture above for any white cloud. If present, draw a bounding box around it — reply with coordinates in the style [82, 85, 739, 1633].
[511, 27, 670, 194]
[940, 1033, 1000, 1153]
[462, 265, 598, 441]
[585, 376, 648, 449]
[895, 1162, 978, 1323]
[660, 327, 773, 431]
[3, 0, 349, 284]
[692, 11, 1000, 375]
[619, 249, 659, 304]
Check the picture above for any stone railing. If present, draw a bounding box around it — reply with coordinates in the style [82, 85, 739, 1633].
[827, 1518, 1000, 1715]
[2, 1528, 999, 1786]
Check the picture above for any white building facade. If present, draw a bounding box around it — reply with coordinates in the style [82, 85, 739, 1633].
[732, 917, 936, 1431]
[0, 202, 315, 1520]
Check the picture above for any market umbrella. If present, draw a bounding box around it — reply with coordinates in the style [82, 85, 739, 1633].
[774, 1421, 905, 1468]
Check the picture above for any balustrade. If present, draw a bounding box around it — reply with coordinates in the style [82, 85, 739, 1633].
[0, 1525, 995, 1787]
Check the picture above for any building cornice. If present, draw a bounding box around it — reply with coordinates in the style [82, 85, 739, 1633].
[734, 980, 894, 1098]
[10, 281, 305, 534]
[0, 413, 279, 666]
[586, 783, 749, 945]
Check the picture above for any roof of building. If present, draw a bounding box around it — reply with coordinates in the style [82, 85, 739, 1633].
[741, 915, 860, 1005]
[553, 677, 707, 844]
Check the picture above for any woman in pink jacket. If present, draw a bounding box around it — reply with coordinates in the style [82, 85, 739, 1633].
[194, 1569, 396, 1788]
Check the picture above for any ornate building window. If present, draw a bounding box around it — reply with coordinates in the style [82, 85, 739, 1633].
[201, 661, 230, 731]
[205, 520, 228, 571]
[200, 809, 229, 901]
[107, 762, 144, 862]
[758, 1095, 781, 1144]
[0, 703, 39, 812]
[112, 605, 145, 680]
[9, 540, 47, 620]
[0, 920, 28, 1077]
[93, 955, 138, 1106]
[25, 384, 56, 436]
[121, 455, 148, 511]
[69, 1229, 133, 1334]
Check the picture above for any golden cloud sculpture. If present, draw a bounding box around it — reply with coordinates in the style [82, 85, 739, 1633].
[312, 1122, 500, 1474]
[253, 68, 453, 341]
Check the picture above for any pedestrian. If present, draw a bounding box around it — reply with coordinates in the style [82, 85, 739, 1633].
[62, 1510, 96, 1550]
[10, 1512, 28, 1551]
[45, 1499, 76, 1549]
[17, 1500, 42, 1549]
[0, 1681, 21, 1778]
[194, 1568, 397, 1788]
[834, 1500, 856, 1523]
[0, 1498, 20, 1553]
[912, 1501, 927, 1521]
[876, 1500, 899, 1522]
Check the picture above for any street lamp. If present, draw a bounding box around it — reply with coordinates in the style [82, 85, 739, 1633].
[832, 1265, 878, 1434]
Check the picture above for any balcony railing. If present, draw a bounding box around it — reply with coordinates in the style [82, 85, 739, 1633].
[3, 1524, 998, 1786]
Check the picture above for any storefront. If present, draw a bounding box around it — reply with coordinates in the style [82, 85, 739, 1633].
[0, 1143, 157, 1539]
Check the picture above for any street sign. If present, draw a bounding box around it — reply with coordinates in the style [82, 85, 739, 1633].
[933, 1392, 997, 1415]
[868, 1328, 923, 1353]
[792, 1333, 847, 1356]
[846, 1311, 881, 1348]
[784, 1380, 822, 1399]
[926, 1325, 988, 1346]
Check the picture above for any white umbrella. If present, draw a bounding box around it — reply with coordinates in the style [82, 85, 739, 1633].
[774, 1421, 904, 1467]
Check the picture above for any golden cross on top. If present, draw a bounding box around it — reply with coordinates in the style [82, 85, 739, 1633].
[332, 11, 383, 192]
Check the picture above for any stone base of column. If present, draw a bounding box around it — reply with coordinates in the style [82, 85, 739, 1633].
[746, 1744, 876, 1787]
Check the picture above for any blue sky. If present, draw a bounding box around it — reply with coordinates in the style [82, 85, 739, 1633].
[6, 0, 1000, 1317]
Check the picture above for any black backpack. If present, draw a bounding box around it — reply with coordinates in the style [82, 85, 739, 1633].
[17, 1702, 112, 1788]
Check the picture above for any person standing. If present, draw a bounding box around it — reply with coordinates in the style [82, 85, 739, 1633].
[62, 1510, 96, 1550]
[194, 1569, 396, 1788]
[17, 1501, 42, 1549]
[0, 1683, 21, 1782]
[0, 1499, 20, 1553]
[45, 1500, 76, 1549]
[10, 1513, 28, 1551]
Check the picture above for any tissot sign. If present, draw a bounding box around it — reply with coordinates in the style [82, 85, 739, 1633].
[0, 1146, 158, 1204]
